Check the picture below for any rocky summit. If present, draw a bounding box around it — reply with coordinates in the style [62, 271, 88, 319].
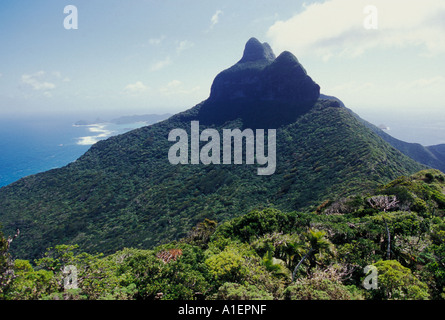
[237, 37, 276, 63]
[197, 37, 320, 128]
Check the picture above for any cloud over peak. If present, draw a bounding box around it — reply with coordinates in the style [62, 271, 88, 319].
[267, 0, 445, 60]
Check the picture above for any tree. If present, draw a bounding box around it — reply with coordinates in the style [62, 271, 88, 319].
[367, 195, 399, 212]
[8, 260, 57, 300]
[382, 217, 391, 260]
[112, 245, 211, 300]
[184, 219, 218, 248]
[367, 196, 399, 260]
[250, 232, 303, 271]
[35, 244, 124, 300]
[292, 229, 334, 282]
[262, 250, 290, 279]
[425, 226, 445, 299]
[205, 245, 248, 284]
[372, 260, 429, 300]
[214, 282, 273, 300]
[285, 266, 362, 300]
[110, 248, 164, 300]
[0, 228, 19, 299]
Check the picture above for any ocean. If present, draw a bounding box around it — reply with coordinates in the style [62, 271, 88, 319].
[0, 116, 151, 188]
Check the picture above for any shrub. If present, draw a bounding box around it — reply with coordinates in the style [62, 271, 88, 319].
[213, 283, 273, 300]
[371, 260, 430, 300]
[285, 266, 362, 300]
[285, 278, 355, 300]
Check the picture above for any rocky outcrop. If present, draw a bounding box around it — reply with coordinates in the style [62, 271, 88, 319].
[238, 37, 276, 64]
[198, 37, 320, 128]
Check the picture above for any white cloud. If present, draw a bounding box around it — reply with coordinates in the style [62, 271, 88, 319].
[176, 40, 194, 54]
[400, 76, 445, 89]
[210, 10, 223, 28]
[150, 56, 172, 71]
[159, 80, 200, 96]
[324, 75, 445, 111]
[123, 81, 149, 95]
[52, 71, 62, 78]
[267, 0, 445, 60]
[160, 80, 182, 95]
[148, 35, 166, 46]
[51, 71, 71, 83]
[328, 81, 376, 94]
[21, 71, 56, 91]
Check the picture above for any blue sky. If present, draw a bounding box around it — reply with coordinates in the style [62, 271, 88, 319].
[1, 0, 445, 144]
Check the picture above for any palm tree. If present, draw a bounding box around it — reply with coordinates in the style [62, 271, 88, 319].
[291, 229, 333, 282]
[263, 250, 290, 278]
[283, 239, 306, 269]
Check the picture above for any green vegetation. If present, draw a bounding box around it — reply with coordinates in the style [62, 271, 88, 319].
[0, 100, 425, 261]
[1, 38, 440, 301]
[360, 117, 445, 173]
[1, 169, 444, 300]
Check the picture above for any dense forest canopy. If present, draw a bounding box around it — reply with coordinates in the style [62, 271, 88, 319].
[1, 169, 444, 300]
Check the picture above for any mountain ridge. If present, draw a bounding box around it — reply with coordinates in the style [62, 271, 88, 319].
[0, 101, 426, 260]
[317, 94, 445, 172]
[351, 110, 445, 173]
[0, 38, 430, 260]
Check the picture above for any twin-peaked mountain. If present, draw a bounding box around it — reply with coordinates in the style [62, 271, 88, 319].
[0, 38, 429, 260]
[195, 38, 320, 128]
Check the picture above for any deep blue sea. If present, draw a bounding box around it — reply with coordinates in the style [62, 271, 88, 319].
[0, 116, 150, 188]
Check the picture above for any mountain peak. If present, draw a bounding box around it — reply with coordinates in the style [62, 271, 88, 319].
[238, 37, 276, 63]
[274, 51, 300, 65]
[198, 38, 320, 128]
